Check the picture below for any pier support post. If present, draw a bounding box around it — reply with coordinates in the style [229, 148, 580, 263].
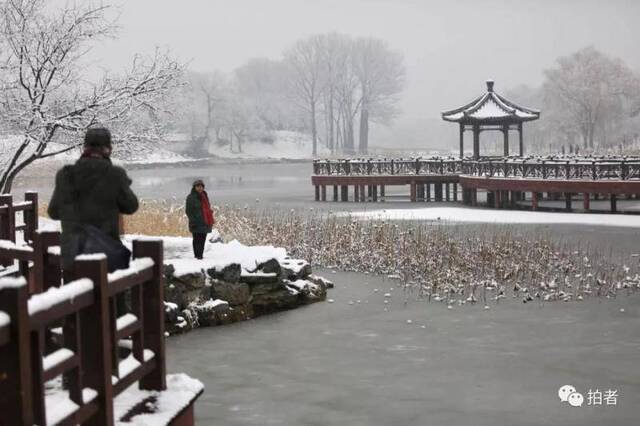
[341, 185, 348, 202]
[333, 185, 338, 202]
[453, 183, 458, 202]
[372, 185, 378, 202]
[426, 184, 431, 201]
[410, 182, 417, 202]
[360, 185, 366, 202]
[583, 193, 590, 211]
[368, 185, 373, 201]
[532, 192, 539, 210]
[416, 184, 424, 201]
[487, 191, 494, 207]
[380, 185, 385, 201]
[435, 184, 443, 201]
[564, 193, 572, 212]
[354, 185, 359, 202]
[472, 189, 478, 206]
[494, 191, 501, 209]
[445, 183, 450, 201]
[315, 185, 320, 201]
[611, 194, 617, 212]
[321, 185, 326, 201]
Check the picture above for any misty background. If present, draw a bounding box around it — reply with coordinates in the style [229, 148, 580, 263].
[82, 0, 640, 150]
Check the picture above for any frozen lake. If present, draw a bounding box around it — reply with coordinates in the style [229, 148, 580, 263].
[167, 269, 640, 426]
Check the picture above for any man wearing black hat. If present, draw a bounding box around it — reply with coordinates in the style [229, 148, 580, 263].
[48, 127, 139, 277]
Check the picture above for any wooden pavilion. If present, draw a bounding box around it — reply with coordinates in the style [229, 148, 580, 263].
[441, 80, 540, 159]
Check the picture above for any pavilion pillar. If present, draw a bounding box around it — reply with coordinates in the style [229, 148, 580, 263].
[459, 123, 464, 159]
[503, 125, 509, 157]
[518, 122, 524, 157]
[473, 124, 480, 160]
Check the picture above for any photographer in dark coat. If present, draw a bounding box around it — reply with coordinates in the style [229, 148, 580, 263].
[185, 179, 214, 259]
[48, 128, 139, 277]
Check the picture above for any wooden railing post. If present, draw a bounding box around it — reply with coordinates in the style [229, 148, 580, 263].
[31, 231, 61, 294]
[74, 255, 114, 426]
[23, 192, 38, 244]
[133, 239, 166, 391]
[0, 195, 15, 268]
[0, 279, 33, 426]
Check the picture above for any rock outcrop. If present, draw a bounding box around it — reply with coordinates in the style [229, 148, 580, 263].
[163, 257, 332, 334]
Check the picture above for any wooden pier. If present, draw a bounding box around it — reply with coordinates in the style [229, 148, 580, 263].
[312, 157, 640, 212]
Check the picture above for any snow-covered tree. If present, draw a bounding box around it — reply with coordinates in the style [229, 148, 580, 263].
[542, 46, 640, 151]
[0, 0, 183, 193]
[283, 35, 326, 156]
[353, 37, 405, 154]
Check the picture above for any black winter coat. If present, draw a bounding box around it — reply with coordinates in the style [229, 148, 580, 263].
[185, 189, 213, 234]
[48, 157, 139, 268]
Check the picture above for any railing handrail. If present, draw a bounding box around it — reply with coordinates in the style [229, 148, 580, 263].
[312, 157, 640, 181]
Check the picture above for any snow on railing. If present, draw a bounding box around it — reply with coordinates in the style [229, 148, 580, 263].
[107, 257, 155, 283]
[0, 239, 34, 252]
[0, 311, 10, 328]
[27, 278, 93, 315]
[43, 348, 74, 371]
[0, 276, 27, 290]
[116, 313, 138, 331]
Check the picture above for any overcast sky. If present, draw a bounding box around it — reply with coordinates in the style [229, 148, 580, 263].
[88, 0, 640, 147]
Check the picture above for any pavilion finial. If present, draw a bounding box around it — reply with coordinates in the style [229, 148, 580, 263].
[486, 80, 494, 92]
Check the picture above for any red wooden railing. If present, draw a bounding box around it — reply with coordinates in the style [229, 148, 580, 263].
[0, 238, 169, 425]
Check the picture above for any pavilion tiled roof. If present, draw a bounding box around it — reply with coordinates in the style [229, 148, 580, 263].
[441, 80, 540, 123]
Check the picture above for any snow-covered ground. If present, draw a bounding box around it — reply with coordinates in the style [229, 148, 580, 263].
[123, 234, 290, 276]
[1, 135, 193, 169]
[208, 130, 329, 160]
[347, 206, 640, 228]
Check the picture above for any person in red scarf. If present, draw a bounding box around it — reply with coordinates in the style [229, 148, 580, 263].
[185, 179, 215, 259]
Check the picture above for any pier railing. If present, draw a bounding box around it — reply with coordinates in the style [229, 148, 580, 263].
[313, 157, 640, 181]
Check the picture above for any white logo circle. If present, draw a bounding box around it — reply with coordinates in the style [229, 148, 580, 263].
[558, 385, 576, 402]
[568, 392, 584, 407]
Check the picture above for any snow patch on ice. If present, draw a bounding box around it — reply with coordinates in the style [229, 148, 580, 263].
[348, 206, 640, 228]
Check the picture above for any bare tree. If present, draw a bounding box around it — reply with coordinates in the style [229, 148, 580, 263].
[543, 46, 640, 150]
[0, 0, 183, 193]
[284, 35, 326, 156]
[182, 70, 230, 155]
[353, 37, 405, 154]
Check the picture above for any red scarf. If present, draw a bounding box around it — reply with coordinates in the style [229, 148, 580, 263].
[200, 191, 214, 226]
